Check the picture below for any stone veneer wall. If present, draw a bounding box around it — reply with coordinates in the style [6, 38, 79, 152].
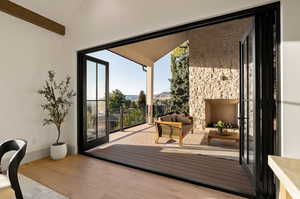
[188, 18, 252, 129]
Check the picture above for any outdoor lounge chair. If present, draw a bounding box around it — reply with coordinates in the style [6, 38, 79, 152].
[155, 114, 193, 146]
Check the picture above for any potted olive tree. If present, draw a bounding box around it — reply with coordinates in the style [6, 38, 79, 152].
[38, 71, 76, 160]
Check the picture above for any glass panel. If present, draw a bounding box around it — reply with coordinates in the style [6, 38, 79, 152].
[86, 101, 97, 141]
[87, 61, 96, 100]
[86, 60, 108, 142]
[84, 57, 109, 150]
[123, 107, 146, 128]
[97, 64, 106, 100]
[243, 40, 248, 161]
[109, 108, 120, 132]
[97, 101, 106, 138]
[248, 29, 256, 172]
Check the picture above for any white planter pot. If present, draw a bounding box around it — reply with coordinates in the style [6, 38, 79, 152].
[50, 143, 67, 160]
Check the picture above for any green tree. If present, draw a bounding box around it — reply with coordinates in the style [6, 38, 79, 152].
[137, 90, 146, 108]
[169, 41, 189, 114]
[109, 89, 126, 111]
[131, 101, 138, 108]
[124, 99, 131, 108]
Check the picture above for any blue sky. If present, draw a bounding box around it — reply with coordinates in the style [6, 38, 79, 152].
[88, 50, 171, 95]
[154, 53, 171, 94]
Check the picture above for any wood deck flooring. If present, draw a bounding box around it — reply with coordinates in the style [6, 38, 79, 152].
[90, 144, 254, 196]
[20, 155, 246, 199]
[88, 125, 255, 197]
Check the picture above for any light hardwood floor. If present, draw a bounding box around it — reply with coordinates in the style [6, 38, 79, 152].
[20, 155, 245, 199]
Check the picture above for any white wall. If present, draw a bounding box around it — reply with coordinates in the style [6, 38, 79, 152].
[0, 0, 83, 160]
[0, 11, 73, 161]
[281, 0, 300, 158]
[68, 0, 276, 50]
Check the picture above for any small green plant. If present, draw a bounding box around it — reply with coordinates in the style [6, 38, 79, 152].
[215, 121, 225, 128]
[38, 71, 76, 145]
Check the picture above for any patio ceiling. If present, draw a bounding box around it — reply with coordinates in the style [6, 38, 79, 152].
[110, 32, 188, 66]
[109, 17, 251, 68]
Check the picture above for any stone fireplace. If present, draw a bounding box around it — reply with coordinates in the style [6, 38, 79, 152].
[189, 66, 240, 129]
[205, 99, 239, 128]
[188, 18, 251, 129]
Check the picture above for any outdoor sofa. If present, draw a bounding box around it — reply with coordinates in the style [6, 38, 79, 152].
[155, 114, 193, 146]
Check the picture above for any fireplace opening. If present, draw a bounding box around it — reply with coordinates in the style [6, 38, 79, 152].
[205, 99, 239, 129]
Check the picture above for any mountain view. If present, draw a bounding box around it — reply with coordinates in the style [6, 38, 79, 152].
[125, 91, 171, 101]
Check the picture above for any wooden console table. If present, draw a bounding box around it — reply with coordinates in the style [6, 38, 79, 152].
[208, 130, 239, 145]
[268, 156, 300, 199]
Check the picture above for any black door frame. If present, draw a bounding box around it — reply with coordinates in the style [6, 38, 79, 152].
[255, 7, 281, 198]
[239, 18, 264, 193]
[240, 28, 250, 166]
[77, 2, 280, 198]
[78, 55, 110, 151]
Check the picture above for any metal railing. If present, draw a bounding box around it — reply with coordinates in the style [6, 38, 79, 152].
[109, 106, 146, 133]
[108, 104, 171, 133]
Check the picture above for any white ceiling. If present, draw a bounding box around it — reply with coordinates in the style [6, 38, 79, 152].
[10, 0, 84, 25]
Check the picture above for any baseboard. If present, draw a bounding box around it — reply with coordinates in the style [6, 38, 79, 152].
[1, 145, 78, 169]
[23, 144, 77, 162]
[67, 144, 77, 155]
[22, 148, 50, 164]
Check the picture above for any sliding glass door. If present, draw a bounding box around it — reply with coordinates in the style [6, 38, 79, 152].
[81, 55, 109, 151]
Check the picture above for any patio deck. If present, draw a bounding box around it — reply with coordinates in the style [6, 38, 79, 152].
[20, 155, 245, 199]
[88, 124, 255, 197]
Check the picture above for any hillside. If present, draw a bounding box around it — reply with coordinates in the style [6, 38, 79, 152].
[125, 91, 170, 101]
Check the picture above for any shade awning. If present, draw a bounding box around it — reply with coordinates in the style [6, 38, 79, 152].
[110, 32, 188, 66]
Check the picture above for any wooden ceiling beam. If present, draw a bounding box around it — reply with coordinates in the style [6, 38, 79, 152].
[0, 0, 65, 35]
